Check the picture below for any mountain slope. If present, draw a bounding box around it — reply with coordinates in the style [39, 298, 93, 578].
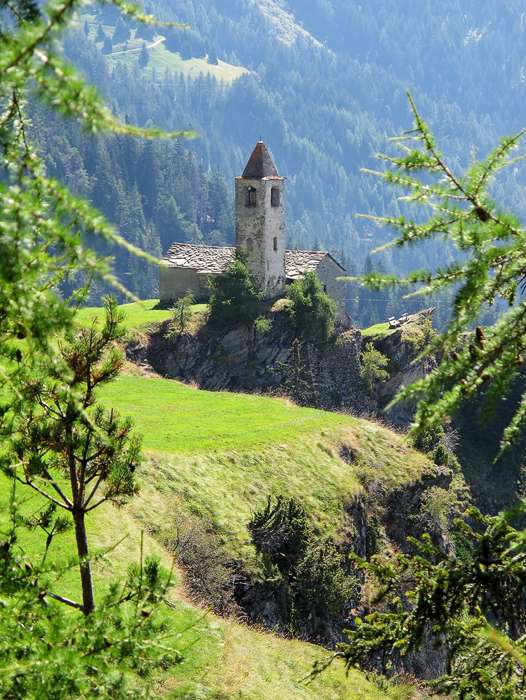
[0, 370, 432, 698]
[100, 373, 430, 563]
[56, 0, 526, 323]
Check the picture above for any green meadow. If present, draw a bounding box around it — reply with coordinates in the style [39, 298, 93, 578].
[76, 299, 207, 332]
[361, 321, 395, 339]
[100, 374, 348, 453]
[100, 374, 429, 561]
[0, 374, 424, 699]
[0, 301, 429, 698]
[80, 16, 249, 85]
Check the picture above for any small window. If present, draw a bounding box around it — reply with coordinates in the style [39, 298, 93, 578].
[271, 187, 280, 207]
[273, 237, 278, 252]
[247, 238, 254, 253]
[246, 186, 257, 207]
[323, 284, 328, 293]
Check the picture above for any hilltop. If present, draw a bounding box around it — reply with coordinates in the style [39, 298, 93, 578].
[26, 298, 461, 694]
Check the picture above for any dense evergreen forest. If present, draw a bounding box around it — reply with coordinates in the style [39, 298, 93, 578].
[44, 0, 526, 321]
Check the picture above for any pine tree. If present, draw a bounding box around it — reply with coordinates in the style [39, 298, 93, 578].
[95, 22, 106, 43]
[335, 508, 526, 698]
[138, 41, 150, 68]
[112, 16, 130, 44]
[135, 22, 154, 41]
[102, 35, 113, 55]
[208, 253, 262, 328]
[7, 299, 141, 614]
[359, 94, 526, 452]
[286, 271, 336, 343]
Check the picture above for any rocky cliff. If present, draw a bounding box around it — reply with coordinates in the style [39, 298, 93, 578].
[127, 306, 435, 420]
[141, 309, 368, 412]
[124, 306, 464, 679]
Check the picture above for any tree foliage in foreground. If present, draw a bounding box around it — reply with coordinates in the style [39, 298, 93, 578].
[3, 298, 141, 615]
[1, 488, 178, 698]
[332, 507, 526, 700]
[358, 95, 526, 452]
[0, 0, 190, 691]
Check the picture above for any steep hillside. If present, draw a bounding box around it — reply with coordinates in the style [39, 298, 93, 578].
[0, 471, 414, 699]
[0, 369, 436, 698]
[99, 373, 431, 561]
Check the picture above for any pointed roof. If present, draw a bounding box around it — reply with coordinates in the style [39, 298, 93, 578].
[242, 141, 280, 179]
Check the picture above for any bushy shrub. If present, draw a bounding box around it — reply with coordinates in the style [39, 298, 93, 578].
[294, 539, 358, 639]
[412, 424, 460, 470]
[254, 316, 272, 334]
[360, 342, 389, 394]
[208, 253, 262, 328]
[400, 317, 435, 352]
[170, 514, 238, 615]
[248, 496, 310, 576]
[248, 496, 358, 642]
[165, 290, 195, 339]
[286, 271, 336, 343]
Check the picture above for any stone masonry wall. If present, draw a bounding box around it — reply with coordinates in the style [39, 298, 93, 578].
[235, 176, 286, 299]
[315, 256, 347, 317]
[159, 266, 202, 304]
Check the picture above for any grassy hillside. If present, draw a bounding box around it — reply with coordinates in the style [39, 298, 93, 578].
[81, 18, 249, 84]
[107, 40, 248, 84]
[361, 322, 395, 339]
[0, 363, 431, 698]
[76, 299, 207, 332]
[100, 374, 430, 563]
[3, 471, 411, 700]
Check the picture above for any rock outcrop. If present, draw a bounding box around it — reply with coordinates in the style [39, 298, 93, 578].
[373, 308, 436, 425]
[142, 310, 369, 412]
[127, 307, 436, 421]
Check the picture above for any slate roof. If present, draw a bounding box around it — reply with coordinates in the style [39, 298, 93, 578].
[242, 141, 280, 179]
[163, 243, 236, 274]
[285, 250, 328, 278]
[163, 243, 345, 277]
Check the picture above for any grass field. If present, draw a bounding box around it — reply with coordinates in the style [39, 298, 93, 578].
[0, 380, 422, 700]
[100, 374, 430, 562]
[1, 321, 429, 696]
[361, 321, 395, 339]
[101, 375, 348, 453]
[76, 299, 207, 332]
[81, 17, 249, 85]
[3, 471, 416, 700]
[107, 41, 249, 84]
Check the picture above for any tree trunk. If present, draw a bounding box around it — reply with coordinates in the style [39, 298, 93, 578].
[73, 508, 95, 615]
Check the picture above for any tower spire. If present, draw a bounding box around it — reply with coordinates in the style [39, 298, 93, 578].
[242, 141, 279, 179]
[235, 142, 286, 299]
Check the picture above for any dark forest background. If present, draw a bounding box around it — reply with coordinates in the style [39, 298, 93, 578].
[36, 0, 526, 323]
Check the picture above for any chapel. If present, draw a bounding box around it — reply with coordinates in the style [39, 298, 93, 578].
[159, 141, 346, 310]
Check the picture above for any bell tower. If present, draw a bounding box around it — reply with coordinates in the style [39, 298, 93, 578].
[235, 141, 286, 299]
